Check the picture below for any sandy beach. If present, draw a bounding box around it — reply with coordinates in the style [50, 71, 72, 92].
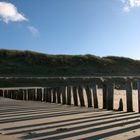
[0, 89, 140, 140]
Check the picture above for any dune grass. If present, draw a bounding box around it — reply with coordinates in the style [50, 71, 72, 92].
[0, 49, 140, 77]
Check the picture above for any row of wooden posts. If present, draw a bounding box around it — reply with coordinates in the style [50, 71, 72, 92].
[0, 80, 140, 113]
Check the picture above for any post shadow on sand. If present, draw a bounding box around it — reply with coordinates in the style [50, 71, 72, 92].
[118, 98, 123, 111]
[6, 111, 132, 135]
[2, 111, 113, 132]
[128, 136, 140, 140]
[21, 113, 140, 140]
[2, 110, 126, 132]
[0, 107, 96, 124]
[4, 112, 134, 135]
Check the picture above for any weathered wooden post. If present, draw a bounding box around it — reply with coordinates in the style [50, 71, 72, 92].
[18, 89, 24, 100]
[56, 87, 61, 104]
[15, 90, 19, 100]
[16, 89, 20, 100]
[33, 89, 36, 101]
[48, 88, 52, 102]
[106, 83, 114, 110]
[43, 88, 47, 102]
[37, 88, 42, 101]
[67, 86, 71, 105]
[45, 88, 49, 102]
[85, 85, 92, 107]
[44, 88, 51, 102]
[11, 90, 16, 99]
[72, 86, 78, 106]
[126, 80, 133, 112]
[0, 90, 3, 97]
[41, 88, 44, 101]
[28, 89, 35, 101]
[27, 89, 31, 100]
[103, 84, 107, 109]
[10, 90, 13, 99]
[78, 86, 85, 107]
[52, 88, 57, 103]
[92, 84, 98, 108]
[62, 86, 66, 105]
[34, 88, 37, 101]
[7, 90, 12, 98]
[103, 80, 114, 110]
[23, 90, 27, 100]
[4, 90, 8, 98]
[137, 81, 140, 113]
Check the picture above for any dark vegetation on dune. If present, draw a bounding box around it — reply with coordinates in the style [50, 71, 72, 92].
[0, 49, 140, 77]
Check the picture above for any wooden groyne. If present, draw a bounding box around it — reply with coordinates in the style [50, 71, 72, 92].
[0, 77, 140, 112]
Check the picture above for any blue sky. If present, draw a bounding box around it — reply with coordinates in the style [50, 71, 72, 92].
[0, 0, 140, 59]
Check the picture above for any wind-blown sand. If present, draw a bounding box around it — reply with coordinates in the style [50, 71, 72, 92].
[0, 90, 140, 140]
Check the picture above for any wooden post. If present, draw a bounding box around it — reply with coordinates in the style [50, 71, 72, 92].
[72, 86, 78, 106]
[106, 83, 114, 110]
[43, 88, 47, 102]
[34, 88, 38, 101]
[0, 90, 3, 97]
[27, 89, 31, 100]
[56, 87, 61, 104]
[85, 86, 92, 107]
[48, 88, 52, 102]
[23, 90, 27, 100]
[67, 86, 71, 105]
[78, 86, 85, 107]
[126, 80, 133, 112]
[18, 89, 24, 100]
[32, 89, 36, 101]
[16, 90, 20, 100]
[137, 81, 140, 113]
[4, 90, 8, 98]
[11, 90, 14, 99]
[62, 87, 66, 105]
[15, 90, 19, 100]
[7, 90, 11, 98]
[28, 89, 35, 100]
[37, 88, 42, 101]
[52, 88, 57, 103]
[45, 88, 49, 102]
[41, 88, 43, 101]
[103, 84, 107, 109]
[92, 85, 98, 108]
[11, 90, 16, 99]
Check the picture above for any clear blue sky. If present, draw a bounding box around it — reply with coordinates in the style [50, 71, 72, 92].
[0, 0, 140, 59]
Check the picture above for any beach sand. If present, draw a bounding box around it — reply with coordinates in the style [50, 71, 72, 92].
[0, 89, 140, 140]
